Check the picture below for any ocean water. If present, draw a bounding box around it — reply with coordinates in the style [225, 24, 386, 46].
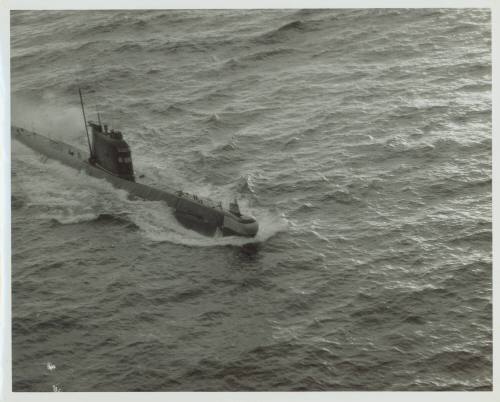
[10, 9, 491, 391]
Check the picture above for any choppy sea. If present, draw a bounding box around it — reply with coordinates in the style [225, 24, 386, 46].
[10, 9, 491, 391]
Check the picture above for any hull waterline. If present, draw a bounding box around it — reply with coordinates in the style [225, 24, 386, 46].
[12, 126, 259, 238]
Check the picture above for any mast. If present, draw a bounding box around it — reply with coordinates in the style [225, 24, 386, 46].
[97, 111, 103, 131]
[78, 88, 93, 158]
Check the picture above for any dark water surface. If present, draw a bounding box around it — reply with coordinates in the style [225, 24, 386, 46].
[11, 9, 491, 391]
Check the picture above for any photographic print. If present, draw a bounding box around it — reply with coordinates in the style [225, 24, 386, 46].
[10, 8, 491, 392]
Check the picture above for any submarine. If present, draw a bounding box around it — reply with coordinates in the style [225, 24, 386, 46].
[11, 90, 259, 238]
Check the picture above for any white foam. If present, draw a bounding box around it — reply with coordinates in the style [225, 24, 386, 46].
[39, 211, 101, 225]
[13, 145, 130, 224]
[13, 144, 288, 247]
[128, 199, 289, 247]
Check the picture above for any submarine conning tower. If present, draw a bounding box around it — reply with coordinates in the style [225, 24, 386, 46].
[88, 121, 135, 182]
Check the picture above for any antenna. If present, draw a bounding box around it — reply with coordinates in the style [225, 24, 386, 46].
[97, 111, 103, 131]
[78, 88, 93, 158]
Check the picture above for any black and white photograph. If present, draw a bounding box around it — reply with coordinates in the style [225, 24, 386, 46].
[4, 1, 494, 396]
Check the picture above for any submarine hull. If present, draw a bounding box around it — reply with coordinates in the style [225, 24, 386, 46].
[12, 126, 258, 238]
